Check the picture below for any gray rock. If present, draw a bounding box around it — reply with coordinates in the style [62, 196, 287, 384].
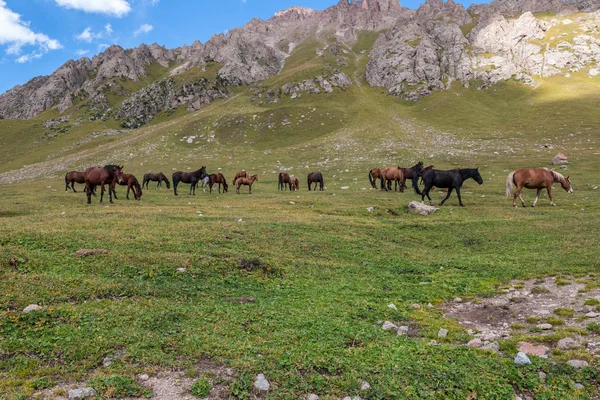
[388, 303, 397, 310]
[438, 328, 448, 338]
[574, 383, 585, 389]
[557, 337, 579, 350]
[482, 342, 500, 352]
[514, 352, 532, 366]
[382, 321, 398, 331]
[536, 323, 553, 330]
[468, 338, 483, 348]
[552, 152, 568, 165]
[360, 380, 371, 390]
[408, 201, 438, 216]
[585, 312, 600, 318]
[568, 359, 589, 369]
[307, 394, 319, 400]
[68, 388, 97, 399]
[23, 304, 43, 313]
[397, 326, 409, 336]
[538, 371, 547, 379]
[254, 373, 270, 391]
[138, 373, 149, 381]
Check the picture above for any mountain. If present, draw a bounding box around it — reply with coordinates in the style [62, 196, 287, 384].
[1, 0, 600, 124]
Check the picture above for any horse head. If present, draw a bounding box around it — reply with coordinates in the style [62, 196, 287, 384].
[561, 176, 573, 194]
[473, 168, 484, 185]
[252, 174, 259, 181]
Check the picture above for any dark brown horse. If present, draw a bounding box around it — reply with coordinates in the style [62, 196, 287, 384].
[233, 170, 247, 185]
[208, 173, 228, 194]
[420, 168, 483, 207]
[65, 171, 86, 192]
[236, 174, 258, 194]
[290, 176, 299, 191]
[278, 172, 292, 191]
[506, 168, 572, 207]
[399, 162, 424, 193]
[84, 165, 124, 204]
[172, 166, 207, 196]
[380, 167, 404, 192]
[307, 172, 324, 191]
[143, 172, 170, 190]
[110, 173, 142, 200]
[368, 168, 384, 190]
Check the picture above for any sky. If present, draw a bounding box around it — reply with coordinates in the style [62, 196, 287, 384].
[0, 0, 490, 94]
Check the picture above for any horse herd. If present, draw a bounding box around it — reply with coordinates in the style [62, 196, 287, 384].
[65, 161, 573, 207]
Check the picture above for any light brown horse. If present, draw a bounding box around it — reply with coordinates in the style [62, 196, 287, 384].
[278, 172, 291, 191]
[236, 174, 258, 194]
[233, 170, 247, 185]
[65, 171, 86, 192]
[368, 168, 384, 190]
[208, 172, 228, 194]
[110, 173, 142, 200]
[506, 168, 572, 207]
[84, 165, 124, 204]
[380, 167, 404, 192]
[290, 176, 299, 191]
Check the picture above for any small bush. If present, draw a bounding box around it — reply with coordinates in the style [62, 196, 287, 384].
[584, 299, 600, 306]
[531, 286, 550, 294]
[190, 378, 211, 398]
[545, 316, 565, 326]
[90, 375, 152, 398]
[31, 377, 54, 390]
[553, 308, 575, 317]
[588, 322, 600, 334]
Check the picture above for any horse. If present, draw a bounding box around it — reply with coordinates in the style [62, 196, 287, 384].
[84, 165, 124, 204]
[399, 162, 424, 194]
[172, 166, 207, 196]
[368, 168, 384, 190]
[65, 171, 87, 192]
[420, 168, 483, 207]
[506, 168, 572, 207]
[143, 172, 170, 190]
[380, 167, 404, 192]
[208, 173, 228, 194]
[279, 172, 292, 191]
[307, 172, 324, 191]
[110, 173, 142, 200]
[201, 176, 210, 192]
[291, 176, 299, 191]
[236, 174, 258, 194]
[234, 170, 247, 185]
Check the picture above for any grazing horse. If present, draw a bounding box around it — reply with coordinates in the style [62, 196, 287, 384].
[420, 168, 483, 207]
[291, 176, 299, 191]
[506, 168, 572, 207]
[380, 167, 404, 192]
[110, 173, 142, 200]
[278, 172, 292, 191]
[233, 170, 247, 185]
[65, 171, 86, 192]
[236, 174, 258, 194]
[307, 172, 324, 191]
[368, 168, 384, 190]
[399, 162, 424, 194]
[201, 176, 210, 192]
[208, 173, 228, 194]
[84, 165, 124, 204]
[143, 172, 170, 190]
[172, 166, 207, 196]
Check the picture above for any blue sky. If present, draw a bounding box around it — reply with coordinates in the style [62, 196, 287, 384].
[0, 0, 489, 94]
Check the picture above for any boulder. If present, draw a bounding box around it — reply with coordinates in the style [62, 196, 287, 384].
[408, 201, 438, 216]
[514, 352, 532, 366]
[552, 152, 568, 165]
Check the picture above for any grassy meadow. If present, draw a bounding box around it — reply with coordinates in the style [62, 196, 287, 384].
[1, 32, 600, 399]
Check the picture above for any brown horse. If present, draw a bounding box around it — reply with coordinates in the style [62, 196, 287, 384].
[65, 171, 86, 192]
[110, 173, 142, 200]
[307, 172, 324, 191]
[380, 167, 404, 192]
[233, 170, 247, 185]
[506, 168, 572, 207]
[290, 176, 299, 191]
[84, 165, 124, 204]
[278, 172, 292, 191]
[368, 168, 384, 190]
[172, 166, 207, 196]
[208, 173, 228, 194]
[143, 172, 170, 190]
[236, 174, 258, 194]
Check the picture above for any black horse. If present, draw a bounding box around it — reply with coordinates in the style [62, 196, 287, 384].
[172, 166, 207, 196]
[143, 172, 170, 190]
[307, 172, 324, 191]
[399, 162, 424, 194]
[420, 168, 483, 207]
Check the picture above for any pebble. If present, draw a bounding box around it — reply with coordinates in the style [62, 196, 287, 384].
[307, 394, 319, 400]
[574, 383, 584, 390]
[536, 323, 553, 330]
[23, 304, 43, 313]
[557, 337, 579, 350]
[438, 328, 448, 338]
[429, 340, 438, 345]
[585, 312, 600, 318]
[468, 338, 483, 348]
[427, 303, 433, 308]
[411, 303, 421, 309]
[397, 326, 409, 336]
[68, 388, 97, 399]
[514, 352, 532, 366]
[518, 342, 550, 358]
[381, 321, 398, 331]
[360, 381, 371, 390]
[388, 303, 397, 310]
[138, 374, 149, 381]
[453, 298, 463, 303]
[254, 374, 270, 391]
[538, 371, 546, 380]
[567, 360, 589, 369]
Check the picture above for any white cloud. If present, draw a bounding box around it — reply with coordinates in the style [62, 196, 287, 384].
[105, 23, 113, 35]
[75, 49, 89, 57]
[134, 24, 153, 36]
[0, 0, 62, 59]
[55, 0, 131, 17]
[17, 51, 43, 63]
[76, 27, 94, 42]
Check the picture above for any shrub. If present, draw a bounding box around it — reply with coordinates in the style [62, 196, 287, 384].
[190, 378, 211, 398]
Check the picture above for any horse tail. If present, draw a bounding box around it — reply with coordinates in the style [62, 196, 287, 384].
[412, 175, 422, 195]
[368, 170, 375, 188]
[134, 177, 142, 199]
[65, 173, 70, 191]
[506, 171, 516, 198]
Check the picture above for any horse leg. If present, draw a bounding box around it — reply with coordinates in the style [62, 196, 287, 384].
[514, 185, 526, 207]
[547, 186, 555, 206]
[249, 184, 252, 194]
[85, 183, 92, 204]
[456, 187, 465, 207]
[173, 181, 178, 196]
[532, 188, 542, 207]
[126, 185, 131, 200]
[440, 187, 454, 206]
[422, 184, 433, 205]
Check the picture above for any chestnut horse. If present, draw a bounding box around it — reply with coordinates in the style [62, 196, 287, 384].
[380, 167, 404, 192]
[506, 168, 572, 207]
[368, 168, 384, 190]
[65, 171, 86, 192]
[420, 168, 483, 207]
[208, 173, 228, 194]
[172, 166, 207, 196]
[110, 173, 142, 200]
[291, 176, 299, 191]
[307, 172, 324, 191]
[84, 165, 124, 204]
[143, 172, 170, 190]
[236, 174, 258, 194]
[233, 170, 247, 185]
[278, 172, 292, 191]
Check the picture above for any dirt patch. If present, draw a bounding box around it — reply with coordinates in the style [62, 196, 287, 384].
[226, 296, 256, 304]
[73, 249, 109, 257]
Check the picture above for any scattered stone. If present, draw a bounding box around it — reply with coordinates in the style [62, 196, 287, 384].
[411, 303, 421, 309]
[427, 303, 433, 308]
[408, 201, 438, 216]
[73, 249, 109, 257]
[483, 342, 500, 352]
[438, 328, 448, 338]
[397, 326, 409, 336]
[254, 374, 270, 391]
[138, 374, 149, 381]
[538, 371, 546, 380]
[360, 380, 371, 390]
[514, 352, 532, 366]
[574, 383, 584, 390]
[468, 338, 483, 348]
[454, 298, 463, 303]
[585, 312, 600, 318]
[382, 321, 398, 331]
[429, 340, 438, 345]
[557, 337, 579, 350]
[366, 207, 374, 212]
[552, 152, 568, 165]
[307, 394, 319, 400]
[177, 268, 187, 273]
[560, 165, 568, 171]
[568, 360, 589, 369]
[388, 303, 397, 310]
[518, 342, 551, 358]
[68, 388, 97, 399]
[23, 304, 43, 313]
[536, 323, 553, 330]
[583, 305, 595, 312]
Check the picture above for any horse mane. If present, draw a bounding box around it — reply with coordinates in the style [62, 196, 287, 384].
[550, 170, 565, 182]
